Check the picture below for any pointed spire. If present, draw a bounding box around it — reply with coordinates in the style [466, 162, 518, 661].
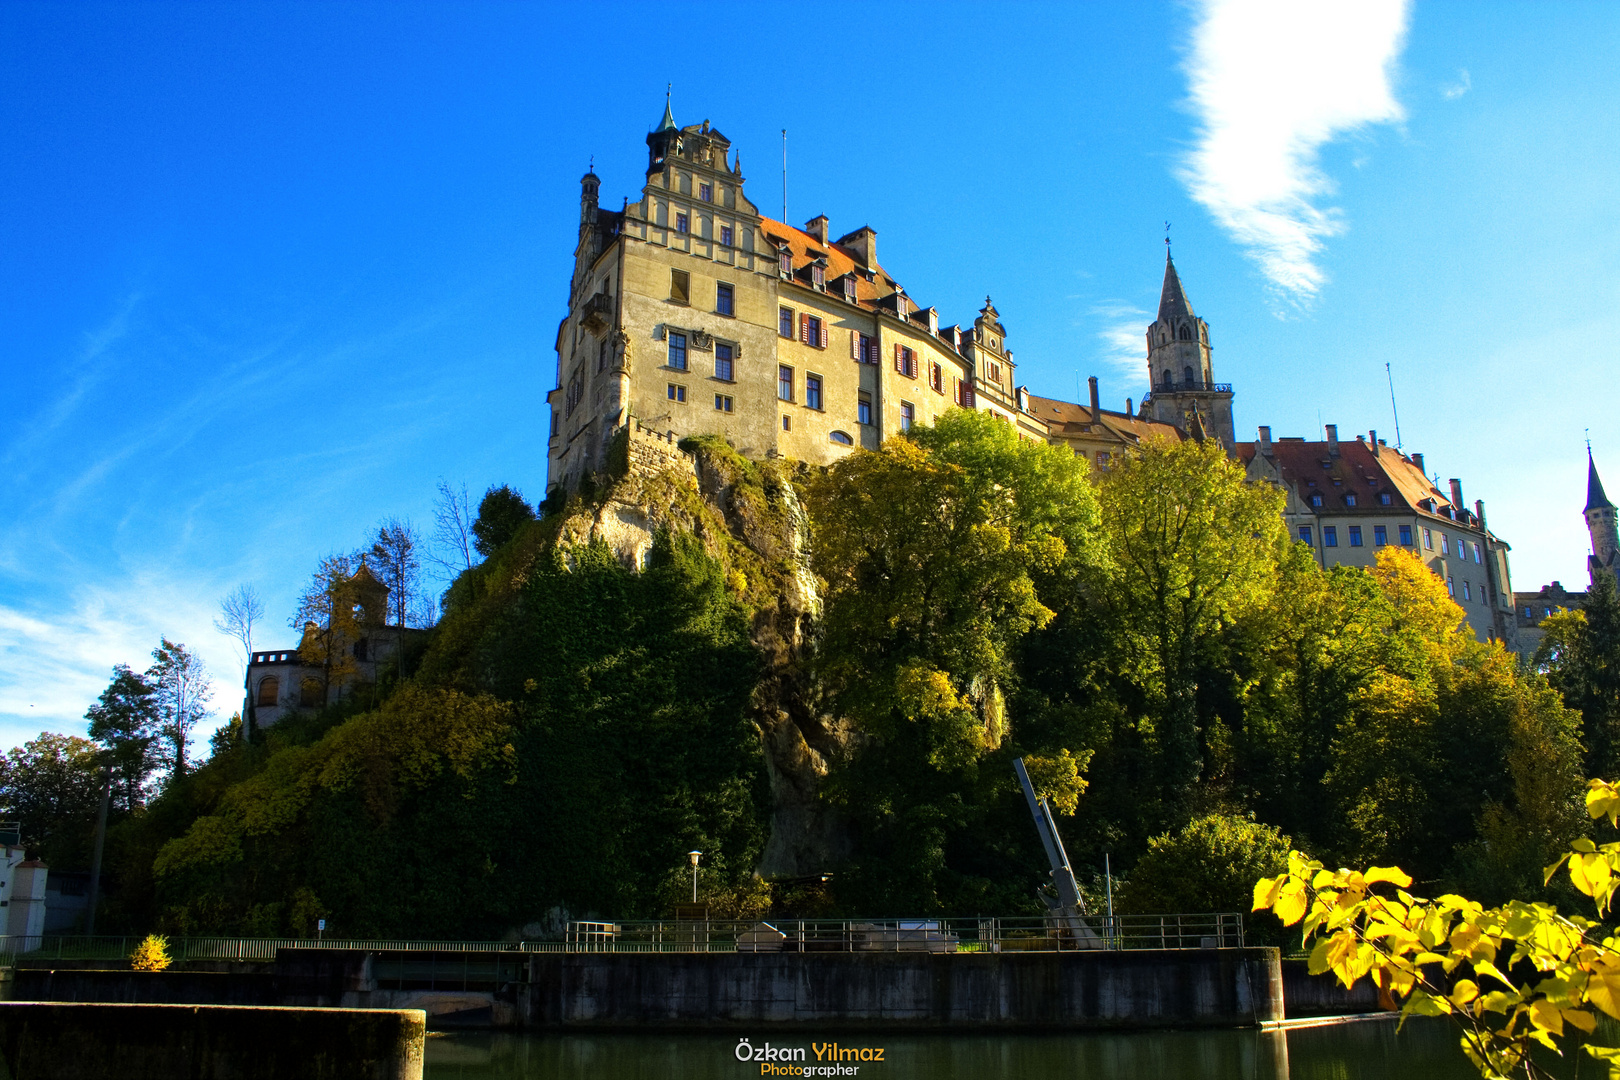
[1158, 249, 1195, 322]
[655, 85, 676, 132]
[1588, 449, 1615, 512]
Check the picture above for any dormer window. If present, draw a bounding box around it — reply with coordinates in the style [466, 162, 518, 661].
[1380, 492, 1392, 505]
[811, 263, 825, 290]
[778, 250, 792, 277]
[1310, 493, 1324, 508]
[842, 275, 857, 303]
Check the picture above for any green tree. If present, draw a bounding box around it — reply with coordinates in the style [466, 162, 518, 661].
[807, 409, 1101, 910]
[84, 664, 159, 811]
[0, 733, 103, 865]
[1091, 436, 1286, 798]
[147, 639, 212, 780]
[1538, 571, 1620, 780]
[1115, 812, 1292, 919]
[471, 485, 535, 557]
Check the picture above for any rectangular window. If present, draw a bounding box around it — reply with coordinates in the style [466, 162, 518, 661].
[812, 264, 825, 289]
[1400, 524, 1414, 546]
[714, 343, 734, 382]
[988, 362, 1000, 385]
[1374, 525, 1387, 546]
[894, 345, 916, 378]
[1323, 526, 1338, 547]
[714, 394, 733, 412]
[675, 212, 689, 234]
[1423, 527, 1433, 549]
[1440, 534, 1450, 556]
[1463, 581, 1472, 601]
[1349, 525, 1363, 547]
[930, 362, 943, 392]
[779, 365, 794, 402]
[779, 251, 792, 277]
[715, 282, 734, 317]
[900, 401, 914, 432]
[597, 340, 608, 372]
[670, 269, 690, 305]
[782, 415, 791, 432]
[1447, 577, 1455, 597]
[779, 307, 794, 338]
[719, 224, 734, 247]
[1345, 493, 1357, 507]
[699, 182, 712, 202]
[856, 334, 876, 363]
[668, 332, 688, 370]
[843, 276, 856, 303]
[1380, 492, 1393, 505]
[1472, 541, 1481, 564]
[1298, 526, 1313, 546]
[858, 394, 872, 426]
[666, 383, 686, 403]
[805, 374, 822, 410]
[798, 314, 826, 348]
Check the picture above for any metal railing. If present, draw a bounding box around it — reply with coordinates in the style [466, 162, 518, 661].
[0, 914, 1242, 965]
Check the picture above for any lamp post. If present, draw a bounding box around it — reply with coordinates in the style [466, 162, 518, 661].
[687, 850, 702, 903]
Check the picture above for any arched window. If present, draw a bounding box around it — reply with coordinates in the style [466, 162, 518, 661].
[300, 678, 325, 709]
[1184, 366, 1196, 386]
[1178, 325, 1192, 341]
[255, 676, 279, 707]
[1161, 369, 1173, 389]
[828, 430, 854, 445]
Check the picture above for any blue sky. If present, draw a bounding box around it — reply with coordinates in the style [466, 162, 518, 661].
[3, 1, 1616, 752]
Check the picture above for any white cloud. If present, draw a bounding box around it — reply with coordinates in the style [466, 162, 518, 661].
[1178, 0, 1410, 303]
[1442, 69, 1471, 100]
[1090, 301, 1152, 385]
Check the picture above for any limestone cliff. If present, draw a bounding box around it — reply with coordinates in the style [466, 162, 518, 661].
[552, 423, 849, 877]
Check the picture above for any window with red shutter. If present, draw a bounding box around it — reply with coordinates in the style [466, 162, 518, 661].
[800, 314, 810, 343]
[819, 322, 828, 348]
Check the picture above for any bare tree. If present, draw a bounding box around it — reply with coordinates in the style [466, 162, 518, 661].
[430, 480, 477, 580]
[369, 518, 423, 628]
[214, 583, 264, 669]
[291, 553, 361, 702]
[146, 639, 213, 779]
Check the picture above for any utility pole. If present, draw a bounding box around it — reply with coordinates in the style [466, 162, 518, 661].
[85, 762, 111, 935]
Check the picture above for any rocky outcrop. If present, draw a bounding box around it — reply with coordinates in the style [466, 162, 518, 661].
[552, 429, 849, 878]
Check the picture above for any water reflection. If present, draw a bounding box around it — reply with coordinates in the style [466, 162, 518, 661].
[425, 1018, 1485, 1079]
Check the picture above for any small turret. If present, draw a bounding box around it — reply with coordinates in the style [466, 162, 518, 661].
[1143, 246, 1234, 446]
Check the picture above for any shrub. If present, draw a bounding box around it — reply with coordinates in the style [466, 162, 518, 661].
[1115, 812, 1293, 918]
[130, 934, 171, 972]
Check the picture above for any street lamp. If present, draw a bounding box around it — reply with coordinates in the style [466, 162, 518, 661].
[688, 850, 702, 903]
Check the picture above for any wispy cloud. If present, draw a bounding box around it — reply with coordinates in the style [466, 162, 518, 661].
[1090, 301, 1152, 385]
[1442, 69, 1471, 101]
[1178, 0, 1410, 303]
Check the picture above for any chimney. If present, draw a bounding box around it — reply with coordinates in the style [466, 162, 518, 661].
[840, 226, 877, 268]
[1088, 376, 1101, 423]
[1125, 397, 1133, 417]
[1369, 430, 1379, 458]
[1325, 424, 1339, 455]
[1258, 425, 1273, 453]
[1411, 452, 1425, 475]
[805, 214, 829, 244]
[1475, 498, 1488, 531]
[1449, 478, 1465, 512]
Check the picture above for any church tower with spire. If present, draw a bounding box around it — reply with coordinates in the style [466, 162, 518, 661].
[1143, 250, 1234, 446]
[1587, 449, 1619, 582]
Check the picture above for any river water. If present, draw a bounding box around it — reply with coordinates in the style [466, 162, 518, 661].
[424, 1018, 1506, 1079]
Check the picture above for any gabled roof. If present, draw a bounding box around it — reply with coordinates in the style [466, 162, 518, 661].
[1588, 451, 1614, 512]
[1157, 252, 1195, 323]
[1235, 437, 1486, 530]
[761, 216, 925, 325]
[1027, 394, 1184, 447]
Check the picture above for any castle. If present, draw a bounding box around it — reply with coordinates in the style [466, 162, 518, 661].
[1513, 449, 1618, 658]
[543, 104, 1528, 648]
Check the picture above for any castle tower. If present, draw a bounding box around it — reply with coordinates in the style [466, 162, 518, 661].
[1587, 449, 1618, 582]
[1144, 250, 1235, 446]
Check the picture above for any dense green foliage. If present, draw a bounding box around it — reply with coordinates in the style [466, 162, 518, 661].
[12, 414, 1607, 936]
[471, 484, 535, 557]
